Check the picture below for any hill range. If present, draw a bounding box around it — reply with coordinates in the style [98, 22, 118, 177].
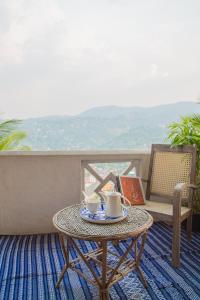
[18, 101, 200, 150]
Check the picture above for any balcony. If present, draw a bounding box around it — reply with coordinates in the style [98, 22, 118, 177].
[0, 151, 199, 299]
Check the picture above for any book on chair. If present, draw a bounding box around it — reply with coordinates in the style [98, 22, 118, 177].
[117, 175, 145, 205]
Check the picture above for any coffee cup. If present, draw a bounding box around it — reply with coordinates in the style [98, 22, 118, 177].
[82, 192, 100, 215]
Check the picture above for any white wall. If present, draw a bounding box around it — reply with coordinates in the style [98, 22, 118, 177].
[0, 151, 150, 234]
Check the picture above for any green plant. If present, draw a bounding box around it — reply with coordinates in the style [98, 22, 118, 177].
[167, 114, 200, 212]
[0, 119, 30, 150]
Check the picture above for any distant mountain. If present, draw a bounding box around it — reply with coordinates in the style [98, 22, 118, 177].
[18, 101, 200, 150]
[79, 105, 142, 119]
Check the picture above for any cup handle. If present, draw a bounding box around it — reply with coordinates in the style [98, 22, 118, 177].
[81, 199, 87, 209]
[121, 195, 131, 209]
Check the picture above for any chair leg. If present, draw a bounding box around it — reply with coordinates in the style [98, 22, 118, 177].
[186, 215, 192, 241]
[172, 221, 181, 267]
[112, 240, 119, 246]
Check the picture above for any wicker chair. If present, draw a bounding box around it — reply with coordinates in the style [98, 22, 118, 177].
[135, 144, 197, 267]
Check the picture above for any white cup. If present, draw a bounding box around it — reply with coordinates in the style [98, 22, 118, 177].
[82, 192, 100, 215]
[86, 200, 100, 214]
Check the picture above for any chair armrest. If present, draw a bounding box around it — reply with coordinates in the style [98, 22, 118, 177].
[173, 182, 196, 210]
[174, 183, 198, 193]
[174, 183, 187, 193]
[188, 184, 198, 190]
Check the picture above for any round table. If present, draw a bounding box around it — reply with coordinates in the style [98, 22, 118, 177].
[53, 204, 153, 300]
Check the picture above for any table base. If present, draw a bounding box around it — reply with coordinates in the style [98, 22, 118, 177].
[56, 232, 148, 300]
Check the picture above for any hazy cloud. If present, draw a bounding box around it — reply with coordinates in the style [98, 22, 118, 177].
[0, 0, 200, 118]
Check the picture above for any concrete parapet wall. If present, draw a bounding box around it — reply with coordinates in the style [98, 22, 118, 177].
[0, 151, 150, 234]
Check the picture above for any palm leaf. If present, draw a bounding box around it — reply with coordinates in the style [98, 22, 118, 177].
[0, 119, 21, 136]
[0, 118, 30, 151]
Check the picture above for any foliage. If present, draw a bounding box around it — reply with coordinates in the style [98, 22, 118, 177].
[0, 119, 30, 150]
[167, 114, 200, 212]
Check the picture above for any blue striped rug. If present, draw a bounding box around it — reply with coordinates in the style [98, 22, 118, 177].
[0, 222, 200, 300]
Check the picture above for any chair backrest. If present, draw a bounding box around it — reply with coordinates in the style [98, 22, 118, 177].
[146, 144, 196, 200]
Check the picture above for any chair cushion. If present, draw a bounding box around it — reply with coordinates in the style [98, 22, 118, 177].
[134, 200, 191, 219]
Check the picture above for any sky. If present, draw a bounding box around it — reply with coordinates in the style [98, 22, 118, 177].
[0, 0, 200, 118]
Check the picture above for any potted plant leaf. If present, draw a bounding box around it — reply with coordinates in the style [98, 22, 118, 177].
[167, 114, 200, 231]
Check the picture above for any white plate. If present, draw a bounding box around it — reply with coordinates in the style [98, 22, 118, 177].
[80, 205, 128, 224]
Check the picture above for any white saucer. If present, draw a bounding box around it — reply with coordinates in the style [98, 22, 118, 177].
[80, 205, 128, 224]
